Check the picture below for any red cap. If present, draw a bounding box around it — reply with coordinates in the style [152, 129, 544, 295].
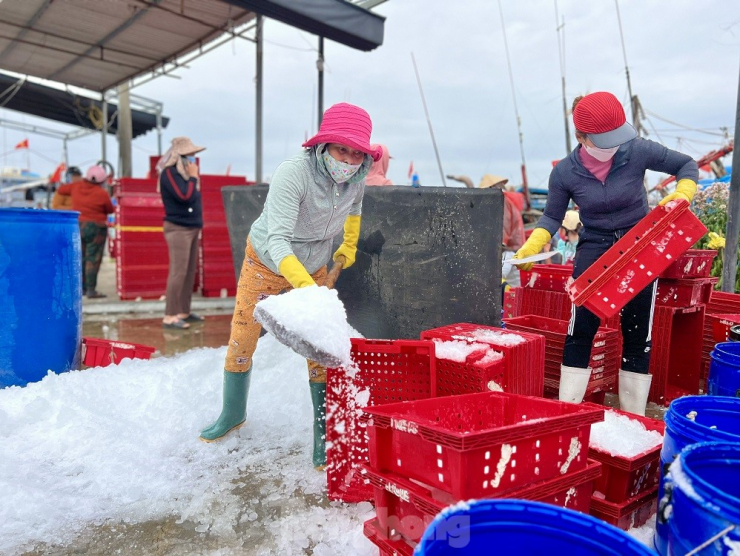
[303, 103, 382, 161]
[573, 92, 637, 148]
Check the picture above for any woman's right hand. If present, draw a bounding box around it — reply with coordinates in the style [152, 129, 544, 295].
[186, 162, 199, 178]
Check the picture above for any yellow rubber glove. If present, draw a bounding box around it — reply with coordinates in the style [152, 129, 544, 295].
[707, 231, 726, 250]
[658, 179, 697, 206]
[278, 255, 316, 289]
[333, 214, 361, 268]
[512, 228, 552, 271]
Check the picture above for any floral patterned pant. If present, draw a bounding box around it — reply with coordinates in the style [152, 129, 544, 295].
[79, 221, 108, 292]
[224, 239, 328, 383]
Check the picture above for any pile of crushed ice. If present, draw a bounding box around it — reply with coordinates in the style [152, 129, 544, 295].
[0, 335, 374, 555]
[590, 410, 663, 458]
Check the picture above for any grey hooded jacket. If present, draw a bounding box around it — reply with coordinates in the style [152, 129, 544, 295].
[249, 148, 370, 274]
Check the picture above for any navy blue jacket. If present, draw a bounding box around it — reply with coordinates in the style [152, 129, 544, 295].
[538, 138, 698, 235]
[159, 167, 203, 228]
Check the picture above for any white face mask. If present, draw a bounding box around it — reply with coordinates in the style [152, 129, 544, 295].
[322, 151, 362, 183]
[583, 144, 619, 162]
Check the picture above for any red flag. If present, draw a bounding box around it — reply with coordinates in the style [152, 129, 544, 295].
[407, 161, 414, 179]
[14, 138, 29, 149]
[51, 163, 66, 183]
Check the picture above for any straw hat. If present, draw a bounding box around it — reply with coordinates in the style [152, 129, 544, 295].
[477, 174, 509, 189]
[170, 136, 205, 156]
[303, 103, 382, 161]
[562, 210, 582, 232]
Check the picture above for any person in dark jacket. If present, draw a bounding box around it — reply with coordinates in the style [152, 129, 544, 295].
[157, 137, 205, 329]
[57, 165, 114, 298]
[513, 91, 698, 416]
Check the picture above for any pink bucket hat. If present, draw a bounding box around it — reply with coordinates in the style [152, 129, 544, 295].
[303, 103, 382, 161]
[85, 165, 108, 185]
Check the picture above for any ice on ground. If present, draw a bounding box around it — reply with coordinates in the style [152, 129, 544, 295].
[0, 335, 375, 555]
[627, 514, 655, 547]
[254, 286, 352, 367]
[590, 410, 663, 458]
[432, 339, 488, 362]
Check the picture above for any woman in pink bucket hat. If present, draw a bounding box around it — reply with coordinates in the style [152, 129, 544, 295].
[513, 91, 699, 416]
[199, 103, 380, 469]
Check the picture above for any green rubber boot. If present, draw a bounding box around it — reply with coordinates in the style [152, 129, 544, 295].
[310, 382, 327, 469]
[199, 369, 251, 442]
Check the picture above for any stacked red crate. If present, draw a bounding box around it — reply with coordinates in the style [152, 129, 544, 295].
[361, 392, 604, 553]
[503, 315, 620, 400]
[115, 178, 171, 300]
[198, 175, 251, 298]
[325, 339, 437, 505]
[700, 291, 740, 384]
[420, 323, 545, 397]
[585, 405, 664, 530]
[646, 249, 718, 402]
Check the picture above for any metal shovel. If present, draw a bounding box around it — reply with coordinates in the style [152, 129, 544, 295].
[253, 257, 346, 368]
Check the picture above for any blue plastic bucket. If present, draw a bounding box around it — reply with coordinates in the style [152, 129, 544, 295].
[657, 442, 740, 555]
[0, 208, 82, 387]
[416, 499, 655, 555]
[656, 396, 740, 554]
[709, 342, 740, 397]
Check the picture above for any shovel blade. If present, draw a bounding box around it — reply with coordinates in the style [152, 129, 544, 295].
[253, 304, 345, 368]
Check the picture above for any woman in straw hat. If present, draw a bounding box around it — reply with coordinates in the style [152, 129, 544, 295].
[513, 91, 698, 416]
[199, 103, 382, 470]
[157, 136, 205, 330]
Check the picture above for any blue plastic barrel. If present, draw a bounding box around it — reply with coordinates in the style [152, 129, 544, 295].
[656, 396, 740, 554]
[0, 208, 82, 387]
[709, 342, 740, 397]
[657, 442, 740, 555]
[417, 499, 655, 555]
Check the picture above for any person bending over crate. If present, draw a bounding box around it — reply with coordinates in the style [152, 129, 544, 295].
[512, 91, 698, 416]
[199, 103, 382, 470]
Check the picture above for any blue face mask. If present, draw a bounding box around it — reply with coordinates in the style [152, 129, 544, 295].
[321, 151, 361, 183]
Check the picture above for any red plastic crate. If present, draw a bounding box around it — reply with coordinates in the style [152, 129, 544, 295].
[655, 277, 716, 307]
[589, 486, 659, 531]
[81, 337, 156, 367]
[364, 518, 414, 556]
[584, 406, 665, 504]
[363, 459, 601, 544]
[326, 339, 436, 503]
[709, 313, 740, 343]
[503, 288, 519, 319]
[365, 391, 603, 500]
[648, 304, 705, 405]
[421, 323, 545, 397]
[707, 290, 740, 314]
[428, 341, 507, 396]
[660, 249, 716, 279]
[517, 287, 572, 321]
[568, 200, 708, 319]
[519, 264, 573, 292]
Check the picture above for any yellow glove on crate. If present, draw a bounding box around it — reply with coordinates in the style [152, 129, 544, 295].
[658, 179, 697, 206]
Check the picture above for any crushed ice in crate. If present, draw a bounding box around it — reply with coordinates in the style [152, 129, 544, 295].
[432, 339, 488, 362]
[590, 410, 663, 458]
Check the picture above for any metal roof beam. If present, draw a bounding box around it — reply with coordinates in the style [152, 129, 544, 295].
[0, 0, 53, 63]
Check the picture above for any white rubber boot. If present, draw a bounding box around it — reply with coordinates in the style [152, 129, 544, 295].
[618, 370, 653, 416]
[558, 366, 592, 404]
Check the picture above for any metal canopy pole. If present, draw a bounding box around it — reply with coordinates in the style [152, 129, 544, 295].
[101, 91, 108, 164]
[255, 14, 263, 183]
[117, 81, 133, 177]
[318, 36, 324, 127]
[722, 63, 740, 293]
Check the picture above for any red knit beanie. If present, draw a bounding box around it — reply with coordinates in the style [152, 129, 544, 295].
[573, 92, 637, 148]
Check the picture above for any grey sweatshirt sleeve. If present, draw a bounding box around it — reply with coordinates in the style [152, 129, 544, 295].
[537, 168, 571, 237]
[643, 138, 699, 182]
[264, 161, 306, 268]
[349, 181, 365, 216]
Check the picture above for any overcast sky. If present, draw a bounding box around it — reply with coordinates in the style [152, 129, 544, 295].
[1, 0, 738, 189]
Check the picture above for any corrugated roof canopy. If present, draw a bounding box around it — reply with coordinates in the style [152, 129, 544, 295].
[0, 0, 384, 92]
